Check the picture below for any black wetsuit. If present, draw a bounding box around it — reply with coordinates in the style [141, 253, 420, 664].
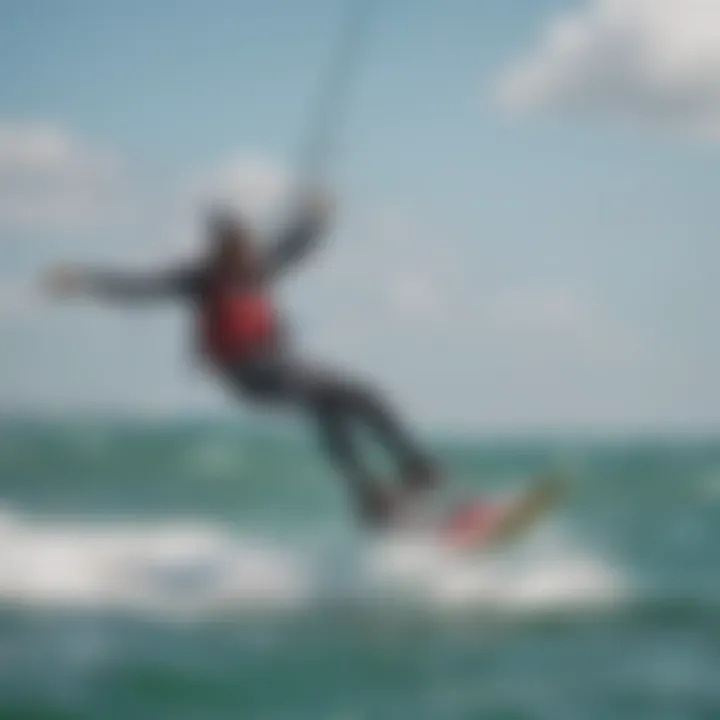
[83, 214, 436, 515]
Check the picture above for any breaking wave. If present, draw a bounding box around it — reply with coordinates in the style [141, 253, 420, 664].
[0, 504, 626, 618]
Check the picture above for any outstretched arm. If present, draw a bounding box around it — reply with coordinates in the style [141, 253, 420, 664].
[264, 192, 333, 280]
[44, 264, 203, 302]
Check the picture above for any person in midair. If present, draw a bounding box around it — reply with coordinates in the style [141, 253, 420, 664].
[45, 192, 440, 527]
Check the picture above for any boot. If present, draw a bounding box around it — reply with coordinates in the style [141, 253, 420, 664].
[355, 484, 396, 529]
[401, 459, 441, 495]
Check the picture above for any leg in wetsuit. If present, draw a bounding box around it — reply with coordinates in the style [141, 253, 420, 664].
[224, 354, 439, 525]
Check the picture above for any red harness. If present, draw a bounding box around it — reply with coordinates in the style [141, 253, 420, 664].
[200, 289, 276, 363]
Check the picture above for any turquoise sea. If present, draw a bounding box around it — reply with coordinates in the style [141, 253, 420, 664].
[0, 419, 718, 719]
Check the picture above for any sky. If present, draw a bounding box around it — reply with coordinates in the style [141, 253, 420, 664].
[0, 0, 718, 434]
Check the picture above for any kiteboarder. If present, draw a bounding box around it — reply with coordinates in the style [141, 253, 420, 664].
[45, 192, 440, 527]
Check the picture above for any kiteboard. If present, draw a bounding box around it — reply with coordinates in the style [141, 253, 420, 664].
[439, 475, 566, 551]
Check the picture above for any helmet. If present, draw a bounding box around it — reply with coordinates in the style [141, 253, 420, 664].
[205, 206, 246, 236]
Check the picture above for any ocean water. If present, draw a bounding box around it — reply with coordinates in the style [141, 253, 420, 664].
[0, 419, 718, 719]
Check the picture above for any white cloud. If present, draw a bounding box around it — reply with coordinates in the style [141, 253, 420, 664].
[388, 269, 446, 322]
[329, 203, 457, 320]
[486, 288, 586, 335]
[140, 153, 296, 262]
[193, 154, 293, 230]
[496, 0, 720, 139]
[484, 287, 639, 363]
[0, 122, 125, 232]
[91, 153, 297, 267]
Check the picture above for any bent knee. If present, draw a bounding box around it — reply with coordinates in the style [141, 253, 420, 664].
[320, 379, 380, 413]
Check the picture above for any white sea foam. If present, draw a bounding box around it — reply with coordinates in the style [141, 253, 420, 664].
[0, 505, 625, 617]
[360, 527, 623, 610]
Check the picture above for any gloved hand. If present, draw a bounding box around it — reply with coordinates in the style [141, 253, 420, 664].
[43, 265, 91, 297]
